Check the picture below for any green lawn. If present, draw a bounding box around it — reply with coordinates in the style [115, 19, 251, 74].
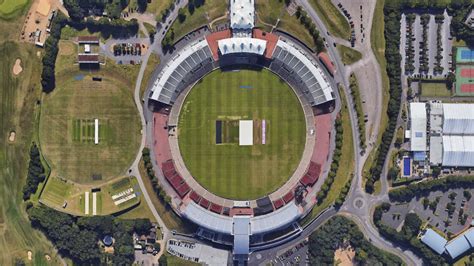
[421, 82, 451, 97]
[0, 0, 29, 19]
[300, 86, 354, 226]
[178, 69, 306, 200]
[39, 74, 141, 184]
[338, 45, 362, 65]
[309, 0, 351, 40]
[0, 41, 62, 265]
[166, 0, 228, 44]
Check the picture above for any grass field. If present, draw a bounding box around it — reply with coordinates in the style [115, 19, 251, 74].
[0, 41, 63, 265]
[140, 52, 160, 100]
[256, 0, 315, 50]
[338, 45, 362, 65]
[178, 69, 306, 200]
[0, 0, 29, 19]
[300, 87, 354, 226]
[166, 0, 228, 44]
[39, 74, 141, 184]
[421, 82, 451, 97]
[309, 0, 351, 40]
[363, 0, 389, 194]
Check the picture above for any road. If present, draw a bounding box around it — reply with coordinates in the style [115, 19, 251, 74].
[128, 0, 189, 244]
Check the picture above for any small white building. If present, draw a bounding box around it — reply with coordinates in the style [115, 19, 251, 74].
[84, 44, 91, 53]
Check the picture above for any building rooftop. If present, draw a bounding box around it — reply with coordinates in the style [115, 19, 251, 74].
[410, 103, 427, 152]
[230, 0, 255, 30]
[420, 229, 447, 255]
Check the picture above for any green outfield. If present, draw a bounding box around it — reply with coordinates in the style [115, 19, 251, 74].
[39, 75, 141, 184]
[178, 69, 306, 200]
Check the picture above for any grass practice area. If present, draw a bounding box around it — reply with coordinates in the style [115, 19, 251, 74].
[0, 0, 28, 19]
[40, 75, 141, 184]
[178, 69, 306, 200]
[421, 82, 451, 97]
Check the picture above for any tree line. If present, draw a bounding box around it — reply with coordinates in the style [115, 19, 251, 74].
[374, 203, 448, 265]
[308, 215, 403, 265]
[315, 115, 343, 204]
[295, 6, 325, 53]
[389, 175, 474, 202]
[64, 0, 129, 21]
[27, 204, 152, 264]
[22, 143, 46, 200]
[142, 148, 172, 206]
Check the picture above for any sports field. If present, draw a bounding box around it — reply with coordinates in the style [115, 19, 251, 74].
[178, 69, 306, 200]
[40, 75, 141, 184]
[455, 66, 474, 95]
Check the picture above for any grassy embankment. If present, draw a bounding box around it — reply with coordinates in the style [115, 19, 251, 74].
[255, 0, 315, 50]
[309, 0, 351, 40]
[362, 0, 389, 194]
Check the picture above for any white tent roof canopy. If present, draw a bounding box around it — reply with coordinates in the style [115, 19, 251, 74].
[230, 0, 255, 30]
[218, 37, 267, 55]
[443, 103, 474, 135]
[442, 136, 474, 167]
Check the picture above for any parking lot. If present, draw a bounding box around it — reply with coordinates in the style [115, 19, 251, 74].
[272, 239, 309, 265]
[400, 11, 452, 78]
[382, 188, 474, 236]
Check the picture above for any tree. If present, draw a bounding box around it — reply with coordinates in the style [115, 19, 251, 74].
[178, 8, 186, 23]
[464, 190, 471, 201]
[422, 198, 429, 209]
[137, 0, 148, 12]
[449, 191, 457, 201]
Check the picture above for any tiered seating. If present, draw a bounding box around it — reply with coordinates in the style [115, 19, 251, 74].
[210, 203, 223, 214]
[270, 40, 334, 106]
[176, 183, 191, 198]
[299, 161, 321, 187]
[189, 191, 201, 203]
[161, 160, 190, 198]
[200, 198, 210, 209]
[150, 39, 214, 105]
[282, 190, 294, 203]
[272, 198, 284, 210]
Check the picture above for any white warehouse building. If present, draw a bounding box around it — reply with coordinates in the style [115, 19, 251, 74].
[409, 102, 474, 168]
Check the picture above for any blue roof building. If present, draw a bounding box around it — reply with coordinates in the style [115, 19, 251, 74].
[420, 229, 447, 255]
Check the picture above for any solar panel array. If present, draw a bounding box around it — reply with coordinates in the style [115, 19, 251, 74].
[270, 45, 333, 106]
[156, 45, 213, 105]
